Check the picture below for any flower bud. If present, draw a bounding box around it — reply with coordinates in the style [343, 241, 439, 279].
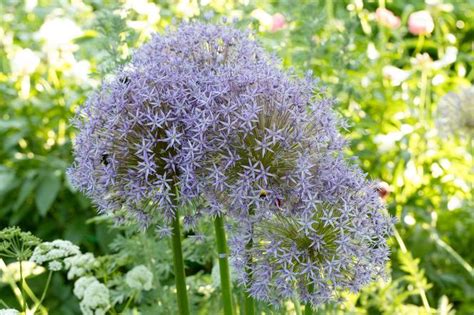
[408, 10, 434, 35]
[270, 13, 286, 32]
[375, 8, 401, 29]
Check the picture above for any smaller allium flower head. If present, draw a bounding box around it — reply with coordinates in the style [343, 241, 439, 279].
[436, 86, 474, 138]
[375, 8, 401, 30]
[234, 159, 393, 307]
[125, 265, 154, 291]
[0, 309, 19, 315]
[408, 10, 434, 36]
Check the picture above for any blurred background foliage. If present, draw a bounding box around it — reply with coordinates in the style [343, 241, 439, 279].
[0, 0, 473, 314]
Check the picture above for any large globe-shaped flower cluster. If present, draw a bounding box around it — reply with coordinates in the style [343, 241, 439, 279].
[69, 21, 392, 307]
[69, 22, 273, 225]
[436, 86, 474, 138]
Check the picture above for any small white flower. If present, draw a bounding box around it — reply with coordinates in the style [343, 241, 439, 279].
[1, 261, 45, 283]
[64, 253, 97, 279]
[403, 214, 416, 226]
[125, 0, 160, 35]
[447, 196, 462, 211]
[382, 65, 410, 86]
[432, 74, 445, 86]
[374, 125, 413, 153]
[74, 276, 98, 300]
[37, 17, 82, 50]
[80, 281, 110, 314]
[374, 132, 402, 152]
[64, 60, 92, 84]
[174, 0, 199, 18]
[367, 42, 380, 60]
[433, 46, 458, 69]
[48, 260, 63, 271]
[251, 9, 273, 32]
[25, 0, 37, 12]
[30, 240, 81, 270]
[73, 277, 110, 314]
[404, 160, 422, 186]
[10, 48, 40, 76]
[125, 265, 153, 291]
[0, 309, 20, 315]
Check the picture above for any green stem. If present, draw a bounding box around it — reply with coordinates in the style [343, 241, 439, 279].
[0, 259, 25, 311]
[414, 34, 425, 55]
[214, 215, 234, 315]
[293, 298, 302, 315]
[171, 207, 190, 315]
[19, 260, 27, 312]
[325, 0, 334, 20]
[431, 231, 473, 276]
[244, 208, 255, 315]
[243, 293, 255, 315]
[22, 282, 48, 314]
[122, 292, 136, 312]
[304, 282, 314, 315]
[387, 210, 431, 312]
[419, 67, 429, 127]
[34, 270, 52, 312]
[0, 299, 9, 308]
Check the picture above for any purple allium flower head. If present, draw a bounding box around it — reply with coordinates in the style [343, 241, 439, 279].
[68, 21, 392, 306]
[221, 145, 393, 307]
[69, 22, 274, 226]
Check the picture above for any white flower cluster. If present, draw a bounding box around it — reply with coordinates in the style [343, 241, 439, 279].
[0, 309, 19, 315]
[64, 253, 98, 280]
[30, 240, 81, 271]
[74, 276, 110, 315]
[125, 265, 153, 291]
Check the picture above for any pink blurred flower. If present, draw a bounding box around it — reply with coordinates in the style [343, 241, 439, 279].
[375, 8, 401, 29]
[408, 10, 434, 36]
[270, 13, 286, 32]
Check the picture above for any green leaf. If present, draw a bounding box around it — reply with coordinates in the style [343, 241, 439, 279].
[14, 174, 38, 210]
[0, 118, 25, 131]
[0, 169, 17, 195]
[35, 172, 61, 216]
